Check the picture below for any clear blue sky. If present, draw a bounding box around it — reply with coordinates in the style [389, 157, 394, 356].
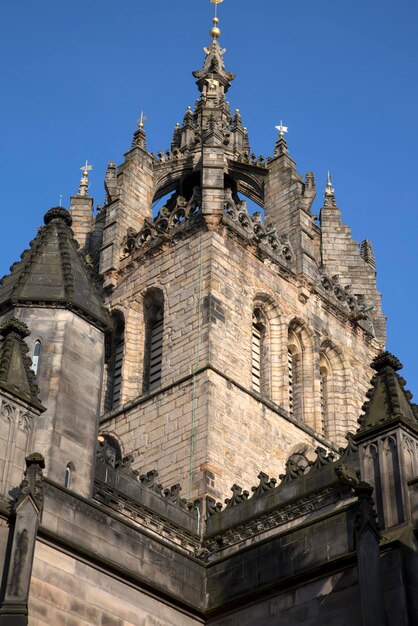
[1, 1, 418, 391]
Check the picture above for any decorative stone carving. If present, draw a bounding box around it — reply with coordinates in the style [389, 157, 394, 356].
[0, 318, 43, 409]
[334, 463, 361, 490]
[206, 496, 223, 517]
[353, 482, 380, 539]
[121, 188, 202, 257]
[279, 458, 305, 484]
[96, 439, 118, 468]
[16, 452, 45, 511]
[236, 152, 267, 168]
[251, 472, 277, 498]
[139, 469, 163, 495]
[310, 447, 335, 470]
[223, 189, 295, 263]
[1, 402, 16, 423]
[163, 484, 188, 509]
[201, 485, 349, 561]
[154, 187, 201, 231]
[17, 413, 32, 433]
[224, 484, 249, 508]
[93, 482, 199, 556]
[338, 432, 359, 461]
[115, 454, 139, 480]
[318, 270, 360, 313]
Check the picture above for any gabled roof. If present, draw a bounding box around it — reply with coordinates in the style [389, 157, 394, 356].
[0, 207, 110, 331]
[357, 352, 418, 434]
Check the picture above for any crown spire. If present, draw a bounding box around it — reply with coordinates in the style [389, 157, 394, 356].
[193, 0, 234, 95]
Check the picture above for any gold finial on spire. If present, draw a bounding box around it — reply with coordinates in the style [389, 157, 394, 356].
[324, 171, 336, 206]
[210, 0, 223, 39]
[80, 160, 93, 176]
[79, 160, 93, 196]
[325, 171, 334, 196]
[138, 111, 147, 129]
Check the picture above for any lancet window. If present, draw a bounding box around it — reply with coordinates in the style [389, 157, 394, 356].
[31, 340, 42, 377]
[288, 330, 303, 419]
[318, 341, 348, 440]
[64, 462, 75, 489]
[106, 311, 125, 411]
[319, 353, 331, 434]
[252, 308, 267, 394]
[143, 289, 164, 393]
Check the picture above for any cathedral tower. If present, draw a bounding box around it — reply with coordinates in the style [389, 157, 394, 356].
[2, 6, 418, 626]
[61, 10, 387, 501]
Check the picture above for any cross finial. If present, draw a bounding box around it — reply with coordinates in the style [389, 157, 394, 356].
[80, 160, 93, 176]
[275, 121, 289, 139]
[78, 160, 93, 196]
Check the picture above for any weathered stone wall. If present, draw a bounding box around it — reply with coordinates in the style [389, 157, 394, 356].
[207, 568, 361, 626]
[102, 373, 210, 497]
[14, 308, 104, 498]
[0, 392, 37, 498]
[26, 480, 205, 625]
[103, 227, 380, 500]
[28, 542, 202, 626]
[100, 149, 154, 281]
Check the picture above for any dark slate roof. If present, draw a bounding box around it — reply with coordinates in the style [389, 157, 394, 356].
[357, 352, 418, 434]
[0, 318, 45, 411]
[0, 207, 110, 331]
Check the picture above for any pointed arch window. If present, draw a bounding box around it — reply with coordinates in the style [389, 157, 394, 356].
[148, 311, 163, 390]
[143, 289, 164, 393]
[252, 308, 266, 393]
[64, 462, 75, 489]
[31, 340, 42, 377]
[106, 312, 125, 411]
[319, 353, 331, 434]
[318, 341, 348, 441]
[288, 330, 303, 419]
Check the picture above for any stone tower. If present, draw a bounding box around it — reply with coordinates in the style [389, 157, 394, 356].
[2, 9, 418, 626]
[69, 13, 384, 502]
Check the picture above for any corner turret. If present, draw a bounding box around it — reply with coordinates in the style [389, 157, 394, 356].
[0, 207, 110, 497]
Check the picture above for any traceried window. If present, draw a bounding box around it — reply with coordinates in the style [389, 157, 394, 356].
[31, 340, 42, 376]
[143, 289, 164, 393]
